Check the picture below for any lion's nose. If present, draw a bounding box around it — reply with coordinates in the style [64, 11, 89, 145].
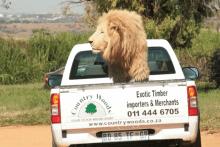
[88, 40, 93, 44]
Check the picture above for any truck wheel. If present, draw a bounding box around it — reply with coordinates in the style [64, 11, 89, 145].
[52, 136, 58, 147]
[190, 127, 201, 147]
[181, 127, 201, 147]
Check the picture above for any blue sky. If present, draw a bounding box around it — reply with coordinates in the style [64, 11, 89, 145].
[0, 0, 84, 13]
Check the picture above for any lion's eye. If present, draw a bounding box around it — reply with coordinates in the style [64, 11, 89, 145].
[100, 31, 104, 34]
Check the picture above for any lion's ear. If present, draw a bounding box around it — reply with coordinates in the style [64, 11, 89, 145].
[109, 22, 119, 33]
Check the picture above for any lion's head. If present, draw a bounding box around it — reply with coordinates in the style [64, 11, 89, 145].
[88, 9, 147, 68]
[88, 20, 109, 54]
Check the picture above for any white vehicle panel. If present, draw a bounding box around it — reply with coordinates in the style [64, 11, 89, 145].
[60, 83, 188, 130]
[52, 116, 198, 146]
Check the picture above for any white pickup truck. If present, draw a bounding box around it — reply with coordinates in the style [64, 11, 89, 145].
[49, 39, 201, 147]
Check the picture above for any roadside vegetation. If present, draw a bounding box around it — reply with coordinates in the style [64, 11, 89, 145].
[0, 28, 220, 85]
[196, 81, 220, 131]
[198, 88, 220, 131]
[0, 83, 50, 126]
[0, 30, 93, 85]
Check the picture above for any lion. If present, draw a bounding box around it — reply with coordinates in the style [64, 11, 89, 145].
[88, 9, 150, 83]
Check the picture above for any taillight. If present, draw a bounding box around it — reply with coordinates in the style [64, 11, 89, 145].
[50, 93, 61, 123]
[187, 86, 198, 116]
[45, 75, 49, 82]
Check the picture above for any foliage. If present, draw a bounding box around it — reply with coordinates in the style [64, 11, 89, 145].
[0, 31, 93, 85]
[60, 0, 219, 48]
[175, 29, 220, 81]
[0, 38, 36, 84]
[0, 28, 220, 85]
[210, 48, 220, 87]
[31, 28, 52, 38]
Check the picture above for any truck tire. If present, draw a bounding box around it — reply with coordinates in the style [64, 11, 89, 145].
[181, 109, 201, 147]
[181, 127, 201, 147]
[52, 136, 58, 147]
[191, 127, 202, 147]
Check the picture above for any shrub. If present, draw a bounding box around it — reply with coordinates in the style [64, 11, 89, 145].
[144, 16, 201, 48]
[0, 38, 38, 84]
[210, 48, 220, 87]
[0, 31, 93, 85]
[21, 29, 27, 32]
[175, 29, 220, 81]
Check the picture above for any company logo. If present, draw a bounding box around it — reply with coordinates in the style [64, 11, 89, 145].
[85, 103, 97, 115]
[71, 94, 112, 117]
[77, 101, 106, 118]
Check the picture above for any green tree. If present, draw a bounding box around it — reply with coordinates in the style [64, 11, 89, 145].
[60, 0, 220, 48]
[85, 103, 97, 114]
[31, 28, 52, 38]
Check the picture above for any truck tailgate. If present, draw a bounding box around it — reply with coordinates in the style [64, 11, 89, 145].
[60, 81, 188, 130]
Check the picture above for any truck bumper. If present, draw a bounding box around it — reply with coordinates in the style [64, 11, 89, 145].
[51, 116, 198, 147]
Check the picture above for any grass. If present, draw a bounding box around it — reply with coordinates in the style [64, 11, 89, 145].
[206, 130, 218, 134]
[0, 82, 220, 131]
[0, 23, 92, 38]
[0, 83, 50, 126]
[198, 88, 220, 131]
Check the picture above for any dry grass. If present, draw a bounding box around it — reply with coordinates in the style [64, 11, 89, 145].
[0, 107, 42, 117]
[0, 22, 92, 39]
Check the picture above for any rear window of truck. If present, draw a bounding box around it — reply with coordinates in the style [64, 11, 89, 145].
[69, 47, 175, 79]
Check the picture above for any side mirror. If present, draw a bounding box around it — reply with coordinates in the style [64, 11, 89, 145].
[182, 67, 199, 80]
[48, 75, 63, 88]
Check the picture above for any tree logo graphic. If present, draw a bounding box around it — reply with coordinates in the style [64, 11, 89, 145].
[85, 103, 97, 115]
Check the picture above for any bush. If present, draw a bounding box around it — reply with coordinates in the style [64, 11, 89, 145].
[210, 48, 220, 87]
[143, 16, 201, 48]
[0, 31, 93, 85]
[0, 39, 37, 84]
[175, 29, 220, 81]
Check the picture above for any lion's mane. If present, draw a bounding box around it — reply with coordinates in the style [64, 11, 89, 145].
[89, 9, 150, 83]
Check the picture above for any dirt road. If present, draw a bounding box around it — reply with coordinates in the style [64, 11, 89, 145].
[0, 126, 219, 147]
[0, 126, 51, 147]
